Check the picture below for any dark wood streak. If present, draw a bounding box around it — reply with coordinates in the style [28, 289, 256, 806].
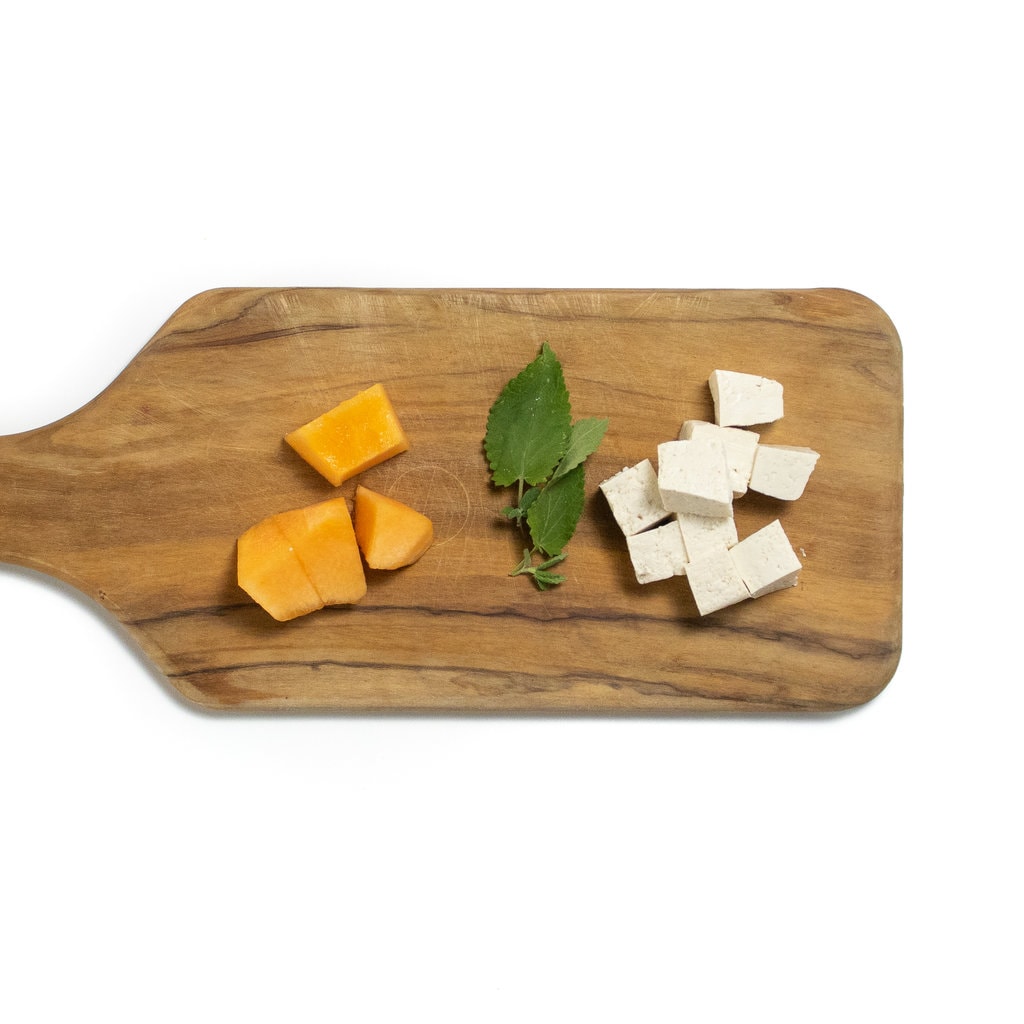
[130, 597, 897, 669]
[155, 291, 273, 340]
[168, 655, 838, 712]
[446, 293, 894, 340]
[171, 322, 369, 350]
[482, 307, 888, 334]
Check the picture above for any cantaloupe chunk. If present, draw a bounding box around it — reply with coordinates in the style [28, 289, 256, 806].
[237, 498, 366, 620]
[353, 485, 434, 569]
[275, 497, 367, 606]
[237, 515, 324, 622]
[285, 383, 410, 486]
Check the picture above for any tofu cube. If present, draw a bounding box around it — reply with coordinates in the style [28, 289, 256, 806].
[625, 519, 688, 584]
[729, 519, 802, 598]
[657, 438, 733, 518]
[685, 545, 750, 616]
[748, 445, 820, 500]
[709, 369, 784, 427]
[599, 459, 670, 536]
[680, 420, 760, 496]
[676, 509, 738, 561]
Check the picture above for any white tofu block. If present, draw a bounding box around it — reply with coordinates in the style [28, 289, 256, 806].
[709, 369, 784, 427]
[680, 420, 760, 496]
[729, 519, 802, 598]
[657, 438, 733, 518]
[625, 519, 688, 584]
[599, 459, 670, 536]
[685, 545, 750, 616]
[748, 445, 820, 500]
[676, 510, 738, 561]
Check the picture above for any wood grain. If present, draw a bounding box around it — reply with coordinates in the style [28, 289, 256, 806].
[0, 288, 902, 712]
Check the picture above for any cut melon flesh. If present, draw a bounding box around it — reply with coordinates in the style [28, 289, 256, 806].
[354, 485, 434, 569]
[276, 499, 367, 606]
[237, 498, 366, 620]
[284, 383, 409, 486]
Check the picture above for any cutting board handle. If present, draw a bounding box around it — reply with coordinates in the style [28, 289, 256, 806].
[0, 422, 88, 580]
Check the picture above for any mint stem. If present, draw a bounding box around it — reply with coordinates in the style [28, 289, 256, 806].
[508, 549, 568, 589]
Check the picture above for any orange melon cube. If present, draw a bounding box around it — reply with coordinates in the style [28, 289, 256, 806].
[275, 498, 367, 607]
[284, 383, 409, 486]
[237, 498, 366, 621]
[237, 516, 323, 622]
[353, 485, 434, 570]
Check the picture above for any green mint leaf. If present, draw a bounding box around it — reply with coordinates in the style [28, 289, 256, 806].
[532, 569, 567, 590]
[536, 553, 568, 571]
[550, 417, 609, 483]
[484, 342, 572, 487]
[519, 486, 541, 513]
[526, 462, 586, 556]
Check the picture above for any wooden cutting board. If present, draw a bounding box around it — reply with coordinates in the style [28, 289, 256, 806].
[0, 288, 902, 713]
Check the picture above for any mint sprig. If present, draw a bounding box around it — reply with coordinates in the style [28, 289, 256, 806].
[484, 343, 607, 589]
[509, 550, 568, 590]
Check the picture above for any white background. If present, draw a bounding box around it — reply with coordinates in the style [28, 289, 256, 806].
[1, 2, 1020, 1021]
